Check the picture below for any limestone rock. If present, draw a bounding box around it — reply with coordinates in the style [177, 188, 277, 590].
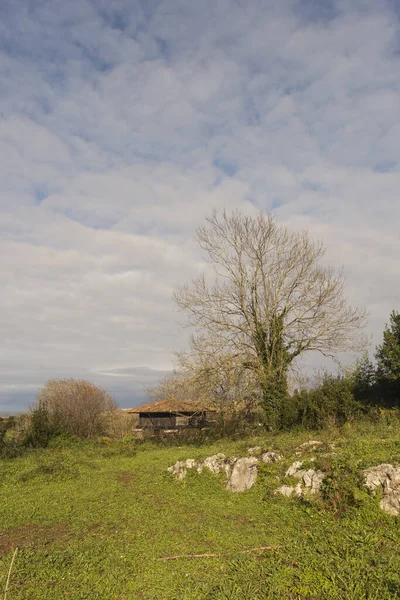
[226, 457, 259, 492]
[295, 482, 303, 497]
[167, 461, 187, 480]
[248, 446, 262, 455]
[203, 453, 226, 475]
[275, 485, 294, 497]
[297, 440, 322, 451]
[301, 440, 322, 448]
[364, 464, 400, 516]
[223, 456, 239, 478]
[281, 459, 325, 497]
[275, 483, 302, 498]
[285, 461, 303, 477]
[299, 469, 325, 493]
[261, 451, 283, 463]
[168, 449, 281, 494]
[364, 464, 395, 492]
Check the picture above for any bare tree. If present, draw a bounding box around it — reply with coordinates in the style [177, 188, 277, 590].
[174, 209, 367, 427]
[147, 356, 259, 419]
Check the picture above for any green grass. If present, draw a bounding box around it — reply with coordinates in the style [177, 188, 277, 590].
[0, 421, 400, 599]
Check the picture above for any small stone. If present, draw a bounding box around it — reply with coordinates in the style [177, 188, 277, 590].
[299, 440, 322, 448]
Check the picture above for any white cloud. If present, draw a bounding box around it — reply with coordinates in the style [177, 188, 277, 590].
[1, 0, 400, 411]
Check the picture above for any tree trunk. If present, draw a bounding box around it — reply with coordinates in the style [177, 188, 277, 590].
[260, 369, 288, 429]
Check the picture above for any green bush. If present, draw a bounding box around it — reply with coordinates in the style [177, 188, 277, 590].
[25, 401, 56, 447]
[282, 373, 365, 430]
[318, 456, 366, 516]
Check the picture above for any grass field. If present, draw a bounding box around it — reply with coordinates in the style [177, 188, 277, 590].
[0, 421, 400, 599]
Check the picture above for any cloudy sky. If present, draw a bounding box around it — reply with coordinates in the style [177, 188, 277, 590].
[1, 0, 400, 413]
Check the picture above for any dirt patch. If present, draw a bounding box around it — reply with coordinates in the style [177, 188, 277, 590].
[0, 524, 70, 556]
[117, 471, 134, 487]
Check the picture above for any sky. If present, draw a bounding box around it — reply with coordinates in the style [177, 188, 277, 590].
[1, 0, 400, 413]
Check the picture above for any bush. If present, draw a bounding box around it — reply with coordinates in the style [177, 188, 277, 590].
[25, 402, 55, 447]
[33, 378, 118, 439]
[104, 410, 138, 439]
[0, 415, 30, 457]
[282, 373, 365, 430]
[318, 455, 366, 516]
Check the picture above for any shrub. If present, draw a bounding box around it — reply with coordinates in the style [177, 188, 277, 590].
[282, 373, 364, 430]
[25, 402, 55, 447]
[104, 410, 138, 439]
[33, 378, 117, 439]
[318, 456, 366, 516]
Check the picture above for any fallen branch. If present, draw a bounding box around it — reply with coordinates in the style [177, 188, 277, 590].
[157, 546, 274, 561]
[4, 548, 18, 600]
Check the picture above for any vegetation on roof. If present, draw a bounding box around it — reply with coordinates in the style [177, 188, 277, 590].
[126, 399, 217, 414]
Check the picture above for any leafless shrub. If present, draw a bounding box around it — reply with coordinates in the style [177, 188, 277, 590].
[35, 378, 117, 438]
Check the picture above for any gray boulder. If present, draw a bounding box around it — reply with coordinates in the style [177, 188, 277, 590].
[226, 457, 259, 492]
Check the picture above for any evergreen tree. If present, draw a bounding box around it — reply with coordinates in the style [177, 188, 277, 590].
[375, 311, 400, 406]
[353, 352, 376, 405]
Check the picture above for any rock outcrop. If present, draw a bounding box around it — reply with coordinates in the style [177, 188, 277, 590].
[168, 451, 400, 515]
[167, 448, 282, 492]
